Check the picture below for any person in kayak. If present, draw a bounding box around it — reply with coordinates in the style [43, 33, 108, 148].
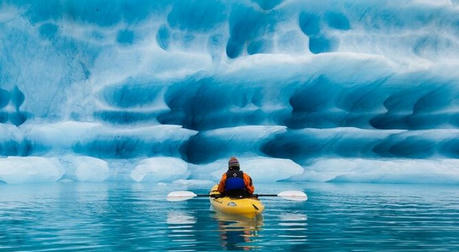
[217, 157, 255, 197]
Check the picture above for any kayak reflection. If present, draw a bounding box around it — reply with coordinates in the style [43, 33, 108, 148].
[214, 212, 263, 250]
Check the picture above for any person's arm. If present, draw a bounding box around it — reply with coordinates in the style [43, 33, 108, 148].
[217, 173, 227, 193]
[243, 173, 254, 194]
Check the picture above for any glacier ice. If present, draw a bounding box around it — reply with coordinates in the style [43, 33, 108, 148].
[171, 179, 215, 189]
[240, 158, 304, 182]
[193, 157, 304, 183]
[296, 158, 459, 184]
[0, 157, 63, 184]
[0, 155, 112, 184]
[130, 157, 189, 182]
[60, 155, 110, 182]
[181, 126, 286, 163]
[0, 0, 458, 184]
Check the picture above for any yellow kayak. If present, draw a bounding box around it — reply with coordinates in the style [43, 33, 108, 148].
[209, 185, 264, 218]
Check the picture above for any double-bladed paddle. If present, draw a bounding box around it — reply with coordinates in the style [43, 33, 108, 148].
[167, 190, 307, 202]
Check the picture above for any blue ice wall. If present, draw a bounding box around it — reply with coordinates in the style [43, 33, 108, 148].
[0, 0, 458, 183]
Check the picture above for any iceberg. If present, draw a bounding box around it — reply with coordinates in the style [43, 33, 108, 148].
[200, 157, 305, 183]
[60, 155, 110, 182]
[0, 157, 63, 184]
[296, 158, 459, 184]
[130, 157, 189, 182]
[0, 0, 458, 184]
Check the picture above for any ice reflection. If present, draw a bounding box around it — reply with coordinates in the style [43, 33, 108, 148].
[166, 210, 198, 249]
[279, 212, 308, 226]
[277, 212, 308, 243]
[279, 212, 308, 221]
[167, 211, 197, 225]
[214, 212, 263, 250]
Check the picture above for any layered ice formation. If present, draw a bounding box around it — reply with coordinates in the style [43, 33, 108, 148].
[0, 0, 458, 184]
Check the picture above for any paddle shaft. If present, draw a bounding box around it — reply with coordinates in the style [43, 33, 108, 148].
[255, 194, 278, 197]
[196, 194, 278, 198]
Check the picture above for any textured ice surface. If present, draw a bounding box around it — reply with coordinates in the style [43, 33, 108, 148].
[0, 0, 458, 184]
[171, 179, 215, 189]
[0, 155, 112, 184]
[130, 157, 189, 182]
[0, 157, 63, 184]
[60, 155, 110, 182]
[206, 157, 304, 182]
[297, 158, 459, 184]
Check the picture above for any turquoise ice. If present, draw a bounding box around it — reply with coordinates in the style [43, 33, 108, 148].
[0, 0, 458, 184]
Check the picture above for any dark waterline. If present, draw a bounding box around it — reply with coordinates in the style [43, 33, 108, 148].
[0, 182, 458, 251]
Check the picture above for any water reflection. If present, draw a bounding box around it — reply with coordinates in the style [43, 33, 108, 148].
[213, 212, 263, 250]
[277, 212, 308, 243]
[166, 210, 199, 250]
[279, 212, 307, 221]
[167, 211, 197, 225]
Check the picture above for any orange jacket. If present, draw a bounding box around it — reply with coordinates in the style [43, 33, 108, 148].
[217, 171, 254, 194]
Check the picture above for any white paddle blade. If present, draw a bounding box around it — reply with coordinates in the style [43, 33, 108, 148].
[277, 191, 308, 201]
[167, 191, 197, 201]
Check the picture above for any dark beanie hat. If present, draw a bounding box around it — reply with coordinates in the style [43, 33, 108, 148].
[228, 157, 239, 169]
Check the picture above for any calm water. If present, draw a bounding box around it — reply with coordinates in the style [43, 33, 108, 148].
[0, 182, 458, 251]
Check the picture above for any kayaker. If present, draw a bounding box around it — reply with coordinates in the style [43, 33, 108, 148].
[217, 157, 254, 197]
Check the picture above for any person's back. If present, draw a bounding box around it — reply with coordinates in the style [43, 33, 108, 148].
[217, 157, 254, 197]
